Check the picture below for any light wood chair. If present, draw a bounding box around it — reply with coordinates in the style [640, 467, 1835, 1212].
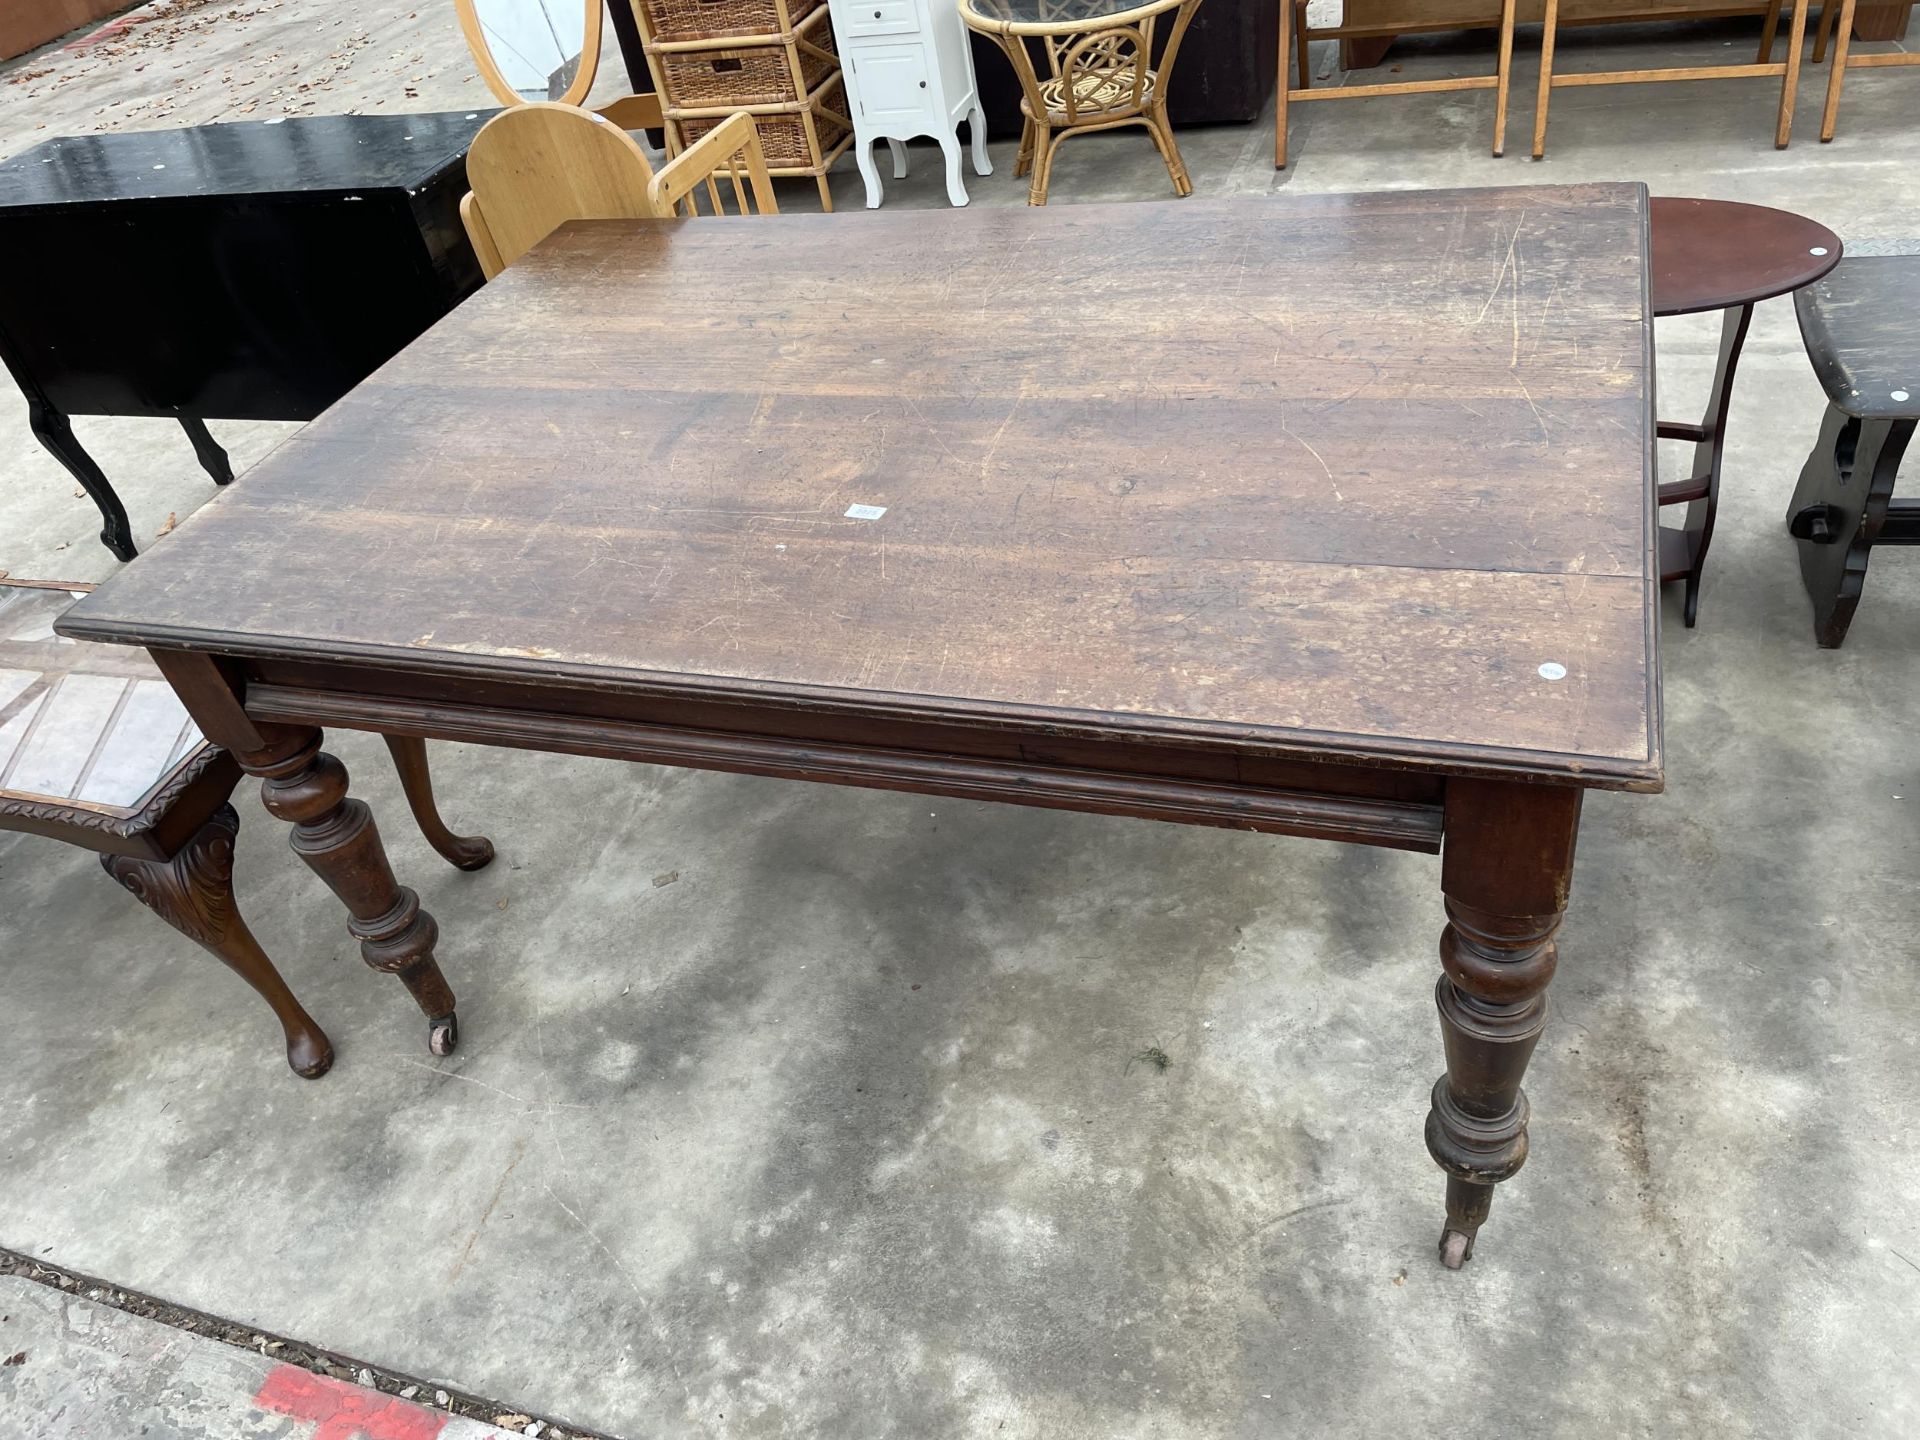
[1813, 0, 1919, 139]
[1277, 0, 1518, 168]
[1530, 0, 1810, 157]
[460, 102, 776, 280]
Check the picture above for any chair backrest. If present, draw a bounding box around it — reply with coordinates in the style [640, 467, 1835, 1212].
[646, 112, 779, 219]
[460, 102, 660, 280]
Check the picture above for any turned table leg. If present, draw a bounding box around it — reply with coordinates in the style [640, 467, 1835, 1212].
[249, 725, 460, 1055]
[1427, 778, 1581, 1268]
[102, 803, 333, 1078]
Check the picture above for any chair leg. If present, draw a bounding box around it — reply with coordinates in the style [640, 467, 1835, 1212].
[1492, 0, 1517, 155]
[815, 173, 836, 213]
[1757, 0, 1783, 62]
[382, 734, 495, 872]
[180, 417, 233, 485]
[1533, 0, 1561, 158]
[101, 803, 333, 1079]
[1775, 0, 1812, 147]
[1015, 117, 1036, 178]
[1146, 104, 1193, 198]
[1276, 0, 1294, 168]
[1294, 0, 1312, 89]
[1028, 123, 1055, 205]
[1820, 0, 1857, 140]
[1813, 0, 1836, 62]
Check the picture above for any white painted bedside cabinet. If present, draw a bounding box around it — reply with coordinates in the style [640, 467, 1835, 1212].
[828, 0, 993, 207]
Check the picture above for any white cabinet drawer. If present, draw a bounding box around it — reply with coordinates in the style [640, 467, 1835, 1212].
[838, 0, 919, 38]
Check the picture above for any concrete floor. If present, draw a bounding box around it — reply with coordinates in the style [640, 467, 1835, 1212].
[2, 2, 1919, 1437]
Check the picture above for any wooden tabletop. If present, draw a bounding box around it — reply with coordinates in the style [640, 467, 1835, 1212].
[63, 184, 1661, 790]
[1649, 197, 1840, 318]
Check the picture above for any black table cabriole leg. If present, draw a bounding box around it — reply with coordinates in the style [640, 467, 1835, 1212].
[26, 396, 136, 561]
[180, 416, 234, 485]
[1657, 302, 1753, 628]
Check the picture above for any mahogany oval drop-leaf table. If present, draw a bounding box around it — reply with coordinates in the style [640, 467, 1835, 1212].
[59, 183, 1664, 1268]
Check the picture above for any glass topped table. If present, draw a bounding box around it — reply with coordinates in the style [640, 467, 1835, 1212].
[958, 0, 1202, 204]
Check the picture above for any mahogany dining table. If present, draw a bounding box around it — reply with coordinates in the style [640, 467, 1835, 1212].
[59, 182, 1663, 1268]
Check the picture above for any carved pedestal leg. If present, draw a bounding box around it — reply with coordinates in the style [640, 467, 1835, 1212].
[382, 734, 495, 871]
[27, 396, 136, 562]
[180, 417, 234, 485]
[1427, 779, 1581, 1268]
[250, 726, 459, 1056]
[1786, 410, 1917, 648]
[102, 804, 333, 1078]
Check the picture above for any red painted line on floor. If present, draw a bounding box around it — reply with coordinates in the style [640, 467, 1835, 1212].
[63, 14, 142, 49]
[254, 1364, 450, 1440]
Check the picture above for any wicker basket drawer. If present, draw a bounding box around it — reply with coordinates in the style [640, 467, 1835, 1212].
[659, 24, 836, 107]
[680, 75, 847, 168]
[639, 0, 821, 43]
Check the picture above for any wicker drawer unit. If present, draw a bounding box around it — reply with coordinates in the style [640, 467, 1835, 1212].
[658, 8, 837, 105]
[681, 75, 850, 168]
[637, 0, 853, 210]
[642, 0, 823, 43]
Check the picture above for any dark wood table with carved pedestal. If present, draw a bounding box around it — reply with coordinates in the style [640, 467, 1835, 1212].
[61, 184, 1663, 1267]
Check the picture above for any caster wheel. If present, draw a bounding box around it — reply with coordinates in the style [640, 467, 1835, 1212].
[428, 1012, 459, 1057]
[1438, 1228, 1474, 1270]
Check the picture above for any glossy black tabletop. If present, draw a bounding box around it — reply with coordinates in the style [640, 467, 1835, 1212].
[960, 0, 1182, 27]
[1796, 257, 1920, 420]
[0, 110, 494, 210]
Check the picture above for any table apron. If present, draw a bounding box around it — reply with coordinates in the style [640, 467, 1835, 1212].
[244, 682, 1445, 854]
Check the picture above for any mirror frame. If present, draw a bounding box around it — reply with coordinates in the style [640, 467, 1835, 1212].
[454, 0, 604, 109]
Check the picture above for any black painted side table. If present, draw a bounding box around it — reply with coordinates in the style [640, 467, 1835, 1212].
[1650, 197, 1841, 627]
[1786, 256, 1920, 648]
[0, 111, 490, 561]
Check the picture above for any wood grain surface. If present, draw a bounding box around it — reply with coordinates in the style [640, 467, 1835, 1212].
[63, 184, 1660, 789]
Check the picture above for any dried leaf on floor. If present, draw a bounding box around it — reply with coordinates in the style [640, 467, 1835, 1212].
[157, 511, 177, 536]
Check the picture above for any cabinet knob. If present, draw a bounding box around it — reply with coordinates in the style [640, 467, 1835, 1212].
[919, 80, 927, 87]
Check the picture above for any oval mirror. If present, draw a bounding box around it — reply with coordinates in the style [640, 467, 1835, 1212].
[455, 0, 603, 109]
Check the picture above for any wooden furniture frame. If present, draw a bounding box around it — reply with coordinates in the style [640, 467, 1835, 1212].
[62, 184, 1662, 1269]
[1277, 0, 1517, 168]
[647, 111, 780, 215]
[460, 104, 775, 280]
[1785, 257, 1920, 647]
[1648, 197, 1840, 626]
[1815, 0, 1920, 139]
[1, 581, 492, 1076]
[635, 0, 851, 211]
[960, 0, 1201, 206]
[1531, 0, 1810, 156]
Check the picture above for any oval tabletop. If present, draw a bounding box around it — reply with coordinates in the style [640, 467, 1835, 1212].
[1650, 197, 1842, 318]
[961, 0, 1182, 30]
